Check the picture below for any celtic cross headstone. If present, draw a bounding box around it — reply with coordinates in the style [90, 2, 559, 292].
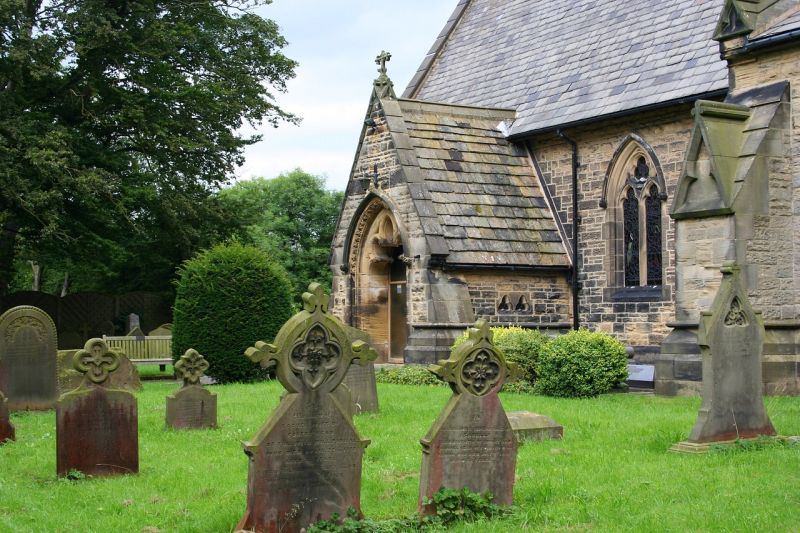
[0, 305, 58, 410]
[236, 283, 377, 533]
[166, 348, 217, 430]
[672, 263, 776, 452]
[55, 338, 138, 477]
[418, 320, 518, 515]
[0, 390, 14, 443]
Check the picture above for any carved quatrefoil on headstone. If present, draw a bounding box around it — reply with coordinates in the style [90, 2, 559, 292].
[175, 348, 209, 386]
[290, 325, 341, 389]
[74, 338, 120, 384]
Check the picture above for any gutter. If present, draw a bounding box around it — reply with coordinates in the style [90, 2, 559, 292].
[440, 263, 571, 274]
[556, 129, 580, 331]
[727, 28, 800, 59]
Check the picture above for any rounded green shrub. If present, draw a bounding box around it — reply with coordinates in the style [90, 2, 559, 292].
[171, 242, 294, 383]
[452, 326, 550, 387]
[535, 328, 628, 398]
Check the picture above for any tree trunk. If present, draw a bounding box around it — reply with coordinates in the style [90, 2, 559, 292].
[60, 272, 70, 297]
[29, 261, 43, 291]
[0, 221, 18, 297]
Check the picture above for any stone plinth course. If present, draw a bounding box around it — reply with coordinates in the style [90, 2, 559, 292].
[236, 283, 378, 533]
[0, 305, 58, 410]
[507, 411, 563, 443]
[671, 263, 776, 453]
[0, 390, 14, 443]
[166, 348, 217, 430]
[418, 319, 518, 515]
[56, 338, 138, 477]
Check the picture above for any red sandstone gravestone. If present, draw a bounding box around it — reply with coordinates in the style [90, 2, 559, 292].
[236, 283, 377, 533]
[56, 338, 138, 477]
[0, 390, 14, 443]
[419, 320, 519, 515]
[0, 306, 58, 410]
[166, 348, 217, 430]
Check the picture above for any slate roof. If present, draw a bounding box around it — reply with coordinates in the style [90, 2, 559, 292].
[403, 0, 729, 137]
[752, 4, 800, 38]
[390, 98, 570, 267]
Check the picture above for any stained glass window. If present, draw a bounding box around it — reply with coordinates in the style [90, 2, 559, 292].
[646, 187, 662, 285]
[623, 187, 639, 287]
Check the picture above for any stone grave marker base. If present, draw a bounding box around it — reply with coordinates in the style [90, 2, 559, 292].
[506, 411, 562, 444]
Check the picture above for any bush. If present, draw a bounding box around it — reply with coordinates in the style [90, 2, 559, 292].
[171, 242, 294, 383]
[535, 329, 628, 398]
[375, 365, 445, 386]
[452, 326, 550, 387]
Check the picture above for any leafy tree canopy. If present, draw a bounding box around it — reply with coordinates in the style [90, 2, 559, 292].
[217, 169, 343, 300]
[0, 0, 297, 295]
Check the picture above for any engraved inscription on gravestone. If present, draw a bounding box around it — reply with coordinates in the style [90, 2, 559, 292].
[166, 348, 217, 430]
[0, 390, 15, 443]
[0, 305, 58, 411]
[56, 338, 138, 477]
[671, 263, 776, 452]
[419, 320, 518, 515]
[236, 283, 377, 533]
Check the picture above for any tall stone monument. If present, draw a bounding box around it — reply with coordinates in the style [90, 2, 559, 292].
[166, 348, 217, 430]
[0, 305, 58, 410]
[56, 338, 138, 477]
[342, 327, 379, 414]
[419, 320, 518, 515]
[671, 263, 776, 453]
[237, 283, 377, 533]
[0, 390, 14, 443]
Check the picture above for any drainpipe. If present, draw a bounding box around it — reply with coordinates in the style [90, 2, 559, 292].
[557, 129, 580, 330]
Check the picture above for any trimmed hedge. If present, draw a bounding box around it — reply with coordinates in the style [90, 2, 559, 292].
[171, 242, 294, 383]
[452, 326, 549, 387]
[375, 365, 445, 386]
[535, 328, 628, 398]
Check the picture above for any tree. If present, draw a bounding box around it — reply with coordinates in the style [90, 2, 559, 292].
[218, 169, 343, 300]
[0, 0, 297, 295]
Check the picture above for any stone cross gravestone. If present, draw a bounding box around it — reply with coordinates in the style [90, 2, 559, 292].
[0, 390, 14, 443]
[419, 319, 518, 515]
[0, 305, 58, 410]
[341, 326, 379, 414]
[671, 263, 776, 453]
[236, 283, 378, 533]
[166, 348, 217, 430]
[56, 338, 138, 477]
[57, 348, 142, 396]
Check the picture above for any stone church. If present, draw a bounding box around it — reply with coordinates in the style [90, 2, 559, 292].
[329, 0, 800, 395]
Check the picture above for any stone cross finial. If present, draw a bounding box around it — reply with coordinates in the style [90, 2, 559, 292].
[375, 50, 391, 75]
[373, 50, 395, 99]
[74, 338, 120, 385]
[175, 348, 210, 386]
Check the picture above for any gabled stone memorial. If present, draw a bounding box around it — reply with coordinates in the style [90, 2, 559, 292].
[418, 320, 518, 515]
[237, 283, 378, 533]
[56, 338, 138, 477]
[166, 348, 217, 430]
[0, 305, 58, 410]
[0, 390, 14, 443]
[671, 262, 776, 453]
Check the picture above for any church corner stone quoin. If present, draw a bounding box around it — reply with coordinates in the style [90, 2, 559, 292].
[329, 0, 800, 395]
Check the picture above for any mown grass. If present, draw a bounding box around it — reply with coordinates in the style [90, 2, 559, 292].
[0, 382, 798, 532]
[136, 365, 175, 379]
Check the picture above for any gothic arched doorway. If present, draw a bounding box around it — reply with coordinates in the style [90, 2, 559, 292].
[348, 199, 408, 363]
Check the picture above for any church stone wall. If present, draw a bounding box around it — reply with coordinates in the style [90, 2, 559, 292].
[528, 108, 697, 358]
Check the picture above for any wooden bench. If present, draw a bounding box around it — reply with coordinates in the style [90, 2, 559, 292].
[103, 334, 173, 371]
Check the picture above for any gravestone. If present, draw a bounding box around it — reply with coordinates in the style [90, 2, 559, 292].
[237, 283, 377, 533]
[148, 323, 172, 336]
[56, 338, 138, 477]
[419, 320, 518, 515]
[671, 263, 776, 453]
[506, 411, 562, 444]
[125, 326, 146, 338]
[126, 313, 141, 335]
[0, 390, 14, 443]
[57, 349, 142, 395]
[166, 348, 217, 430]
[341, 326, 379, 414]
[0, 305, 58, 410]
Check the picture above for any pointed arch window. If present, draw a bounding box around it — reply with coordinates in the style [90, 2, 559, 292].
[601, 136, 666, 293]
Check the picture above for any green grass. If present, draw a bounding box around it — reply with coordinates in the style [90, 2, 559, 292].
[136, 364, 175, 379]
[1, 383, 798, 532]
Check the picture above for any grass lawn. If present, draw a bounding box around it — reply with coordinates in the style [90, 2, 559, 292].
[1, 382, 798, 532]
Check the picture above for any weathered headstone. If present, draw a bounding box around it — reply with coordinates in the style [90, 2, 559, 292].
[341, 326, 379, 414]
[506, 411, 563, 444]
[419, 320, 518, 515]
[126, 313, 141, 335]
[0, 390, 14, 443]
[0, 305, 58, 410]
[56, 338, 138, 477]
[166, 348, 217, 430]
[57, 348, 142, 395]
[148, 323, 172, 336]
[125, 326, 146, 338]
[237, 283, 377, 533]
[671, 263, 776, 453]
